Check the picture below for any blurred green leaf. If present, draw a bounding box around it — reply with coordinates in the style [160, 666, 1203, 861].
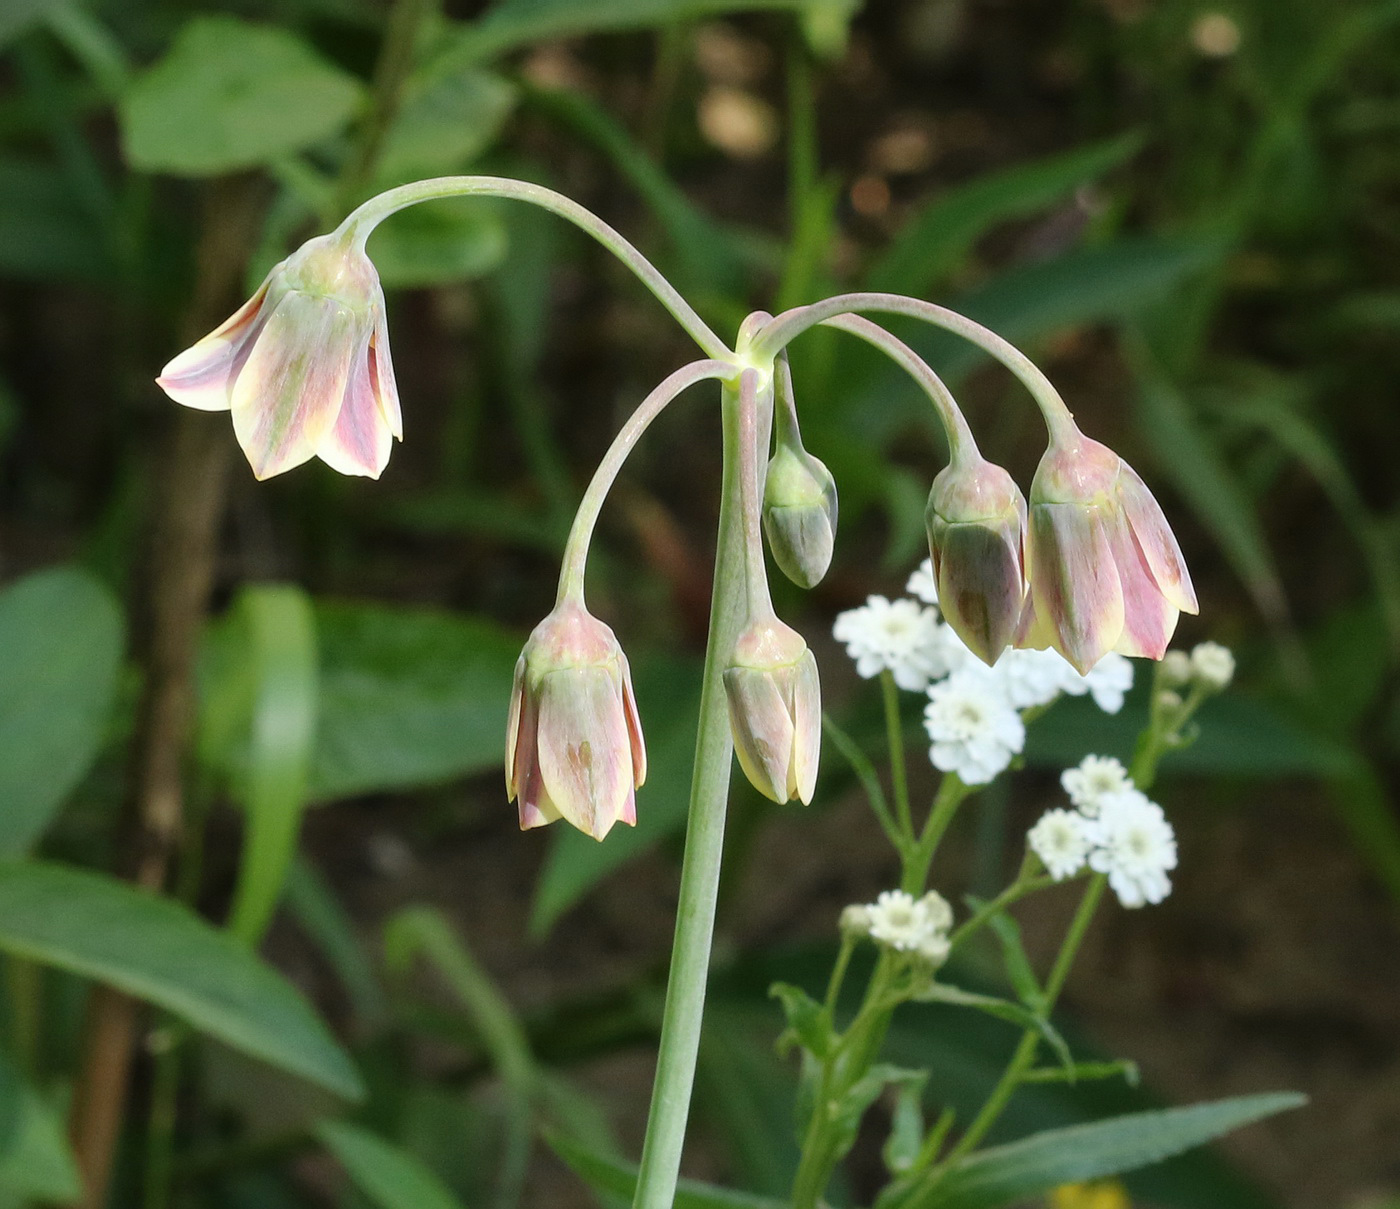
[883, 1078, 926, 1175]
[0, 0, 64, 47]
[866, 134, 1144, 298]
[546, 1130, 787, 1209]
[0, 1053, 79, 1203]
[769, 982, 833, 1057]
[918, 1093, 1305, 1209]
[120, 16, 365, 176]
[914, 986, 1069, 1074]
[830, 1065, 926, 1165]
[308, 602, 522, 801]
[318, 1120, 467, 1209]
[0, 863, 363, 1101]
[530, 652, 702, 935]
[0, 566, 123, 857]
[285, 858, 386, 1028]
[1326, 761, 1400, 907]
[223, 586, 319, 946]
[0, 158, 110, 280]
[376, 66, 516, 184]
[367, 197, 509, 287]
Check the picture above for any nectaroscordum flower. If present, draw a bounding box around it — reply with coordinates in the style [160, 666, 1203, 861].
[1018, 429, 1197, 673]
[506, 599, 646, 841]
[156, 232, 401, 480]
[723, 617, 820, 805]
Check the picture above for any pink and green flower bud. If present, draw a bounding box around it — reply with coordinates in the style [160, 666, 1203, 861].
[723, 618, 820, 805]
[505, 600, 646, 842]
[762, 442, 838, 589]
[157, 232, 402, 481]
[925, 457, 1027, 665]
[1019, 431, 1198, 673]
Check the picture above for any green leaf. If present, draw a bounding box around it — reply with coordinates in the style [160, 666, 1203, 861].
[120, 16, 365, 176]
[919, 1093, 1306, 1209]
[0, 158, 111, 280]
[529, 651, 703, 935]
[962, 898, 1042, 1011]
[308, 602, 522, 801]
[284, 857, 386, 1028]
[866, 134, 1144, 297]
[0, 566, 123, 857]
[0, 0, 65, 47]
[376, 66, 516, 183]
[318, 1120, 467, 1209]
[768, 982, 833, 1057]
[545, 1130, 788, 1209]
[367, 197, 509, 289]
[828, 1065, 926, 1161]
[913, 985, 1070, 1075]
[0, 1054, 80, 1203]
[0, 863, 363, 1101]
[883, 1078, 926, 1175]
[222, 586, 319, 946]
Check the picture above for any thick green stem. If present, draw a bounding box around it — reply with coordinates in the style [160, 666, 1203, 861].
[339, 177, 730, 361]
[750, 292, 1078, 443]
[631, 381, 749, 1209]
[557, 360, 733, 600]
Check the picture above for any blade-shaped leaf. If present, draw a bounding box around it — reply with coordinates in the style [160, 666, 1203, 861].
[318, 1120, 467, 1209]
[0, 864, 363, 1100]
[0, 566, 123, 857]
[0, 1052, 80, 1203]
[918, 1093, 1305, 1209]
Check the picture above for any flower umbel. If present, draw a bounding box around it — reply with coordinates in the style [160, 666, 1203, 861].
[1018, 428, 1197, 672]
[506, 600, 646, 841]
[724, 618, 821, 805]
[157, 232, 401, 480]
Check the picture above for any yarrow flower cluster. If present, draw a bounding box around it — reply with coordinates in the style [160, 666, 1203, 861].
[844, 889, 955, 965]
[834, 561, 1137, 785]
[1029, 754, 1178, 908]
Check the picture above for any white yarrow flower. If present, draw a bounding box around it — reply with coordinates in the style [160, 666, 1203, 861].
[924, 668, 1025, 784]
[1086, 789, 1178, 908]
[1060, 754, 1133, 818]
[833, 595, 942, 691]
[1061, 651, 1134, 714]
[906, 558, 940, 605]
[1028, 808, 1091, 880]
[992, 647, 1075, 710]
[863, 889, 953, 964]
[1190, 641, 1235, 690]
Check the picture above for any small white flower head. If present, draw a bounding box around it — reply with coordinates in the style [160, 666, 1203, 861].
[1060, 754, 1133, 818]
[924, 667, 1025, 785]
[1028, 808, 1091, 880]
[1160, 649, 1192, 688]
[906, 558, 940, 605]
[1157, 688, 1184, 712]
[1190, 641, 1235, 691]
[929, 620, 977, 680]
[833, 595, 942, 691]
[992, 647, 1075, 710]
[1086, 789, 1177, 908]
[866, 890, 929, 951]
[1061, 651, 1135, 714]
[840, 902, 873, 940]
[918, 889, 954, 935]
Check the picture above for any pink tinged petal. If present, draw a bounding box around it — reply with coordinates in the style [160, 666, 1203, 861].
[229, 294, 360, 480]
[724, 667, 795, 804]
[505, 657, 527, 799]
[789, 652, 821, 805]
[536, 667, 634, 841]
[156, 282, 272, 411]
[620, 654, 647, 788]
[1028, 503, 1125, 674]
[370, 301, 402, 440]
[1108, 515, 1180, 660]
[1116, 463, 1198, 614]
[314, 348, 393, 478]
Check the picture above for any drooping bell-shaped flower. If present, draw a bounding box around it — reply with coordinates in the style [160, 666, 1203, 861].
[157, 232, 402, 480]
[723, 617, 820, 805]
[925, 455, 1027, 666]
[763, 440, 838, 590]
[1018, 429, 1198, 673]
[506, 599, 646, 841]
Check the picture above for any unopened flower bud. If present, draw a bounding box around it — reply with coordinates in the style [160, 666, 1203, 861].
[1160, 650, 1192, 687]
[840, 903, 873, 939]
[763, 442, 838, 589]
[723, 618, 821, 804]
[1190, 641, 1235, 691]
[1156, 689, 1184, 712]
[1019, 431, 1198, 673]
[925, 457, 1027, 665]
[506, 600, 646, 841]
[158, 232, 401, 480]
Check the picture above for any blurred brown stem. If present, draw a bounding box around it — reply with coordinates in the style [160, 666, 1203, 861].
[67, 176, 261, 1209]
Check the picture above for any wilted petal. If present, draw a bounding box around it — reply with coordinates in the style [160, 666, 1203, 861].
[1117, 463, 1198, 614]
[230, 295, 360, 480]
[156, 282, 272, 411]
[315, 351, 393, 478]
[1027, 503, 1125, 674]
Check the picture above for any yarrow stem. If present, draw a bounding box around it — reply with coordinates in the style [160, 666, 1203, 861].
[338, 176, 731, 362]
[880, 671, 915, 844]
[557, 359, 734, 603]
[631, 379, 748, 1209]
[750, 292, 1079, 443]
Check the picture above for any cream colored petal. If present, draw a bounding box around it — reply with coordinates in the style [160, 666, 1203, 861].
[1027, 503, 1125, 674]
[619, 653, 647, 789]
[536, 667, 633, 841]
[505, 656, 527, 799]
[1109, 514, 1180, 660]
[156, 282, 272, 411]
[724, 666, 794, 804]
[370, 295, 402, 440]
[314, 348, 393, 478]
[790, 651, 821, 805]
